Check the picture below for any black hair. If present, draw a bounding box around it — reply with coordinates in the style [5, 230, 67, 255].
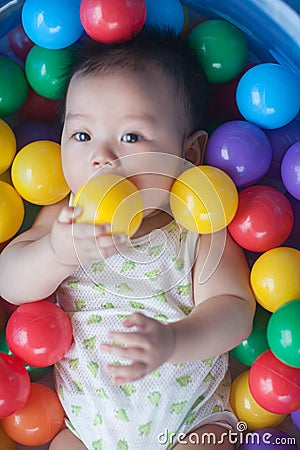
[63, 28, 209, 134]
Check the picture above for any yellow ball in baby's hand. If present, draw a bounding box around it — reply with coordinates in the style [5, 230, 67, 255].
[72, 174, 143, 237]
[170, 165, 238, 234]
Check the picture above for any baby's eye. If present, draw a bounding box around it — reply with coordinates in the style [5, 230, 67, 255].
[73, 132, 91, 142]
[121, 133, 143, 143]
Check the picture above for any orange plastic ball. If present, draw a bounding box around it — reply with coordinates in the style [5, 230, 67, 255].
[1, 383, 65, 446]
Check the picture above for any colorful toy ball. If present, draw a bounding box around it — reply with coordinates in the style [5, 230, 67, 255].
[6, 300, 73, 367]
[73, 173, 143, 237]
[281, 141, 300, 201]
[250, 247, 300, 312]
[1, 382, 65, 446]
[291, 408, 300, 431]
[188, 19, 248, 83]
[239, 428, 299, 450]
[236, 63, 300, 129]
[145, 0, 184, 35]
[230, 305, 271, 367]
[22, 0, 84, 50]
[0, 56, 28, 117]
[8, 24, 34, 62]
[0, 119, 16, 175]
[80, 0, 146, 44]
[249, 350, 300, 414]
[25, 45, 75, 100]
[11, 140, 70, 205]
[228, 186, 294, 252]
[170, 165, 238, 234]
[0, 422, 16, 450]
[0, 181, 25, 243]
[205, 121, 272, 187]
[267, 299, 300, 368]
[229, 370, 286, 430]
[0, 353, 31, 419]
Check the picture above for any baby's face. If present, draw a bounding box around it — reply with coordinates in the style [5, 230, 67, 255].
[61, 68, 188, 213]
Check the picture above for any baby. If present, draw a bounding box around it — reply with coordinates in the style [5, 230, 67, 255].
[0, 30, 255, 449]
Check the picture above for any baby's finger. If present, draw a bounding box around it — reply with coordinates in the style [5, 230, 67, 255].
[106, 361, 147, 384]
[123, 312, 150, 330]
[106, 331, 148, 348]
[72, 222, 110, 239]
[100, 343, 145, 361]
[57, 206, 81, 224]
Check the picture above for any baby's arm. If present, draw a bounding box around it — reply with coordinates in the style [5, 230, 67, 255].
[0, 199, 128, 304]
[168, 229, 256, 363]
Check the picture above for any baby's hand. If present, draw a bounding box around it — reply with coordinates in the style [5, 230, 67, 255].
[100, 312, 175, 384]
[50, 206, 129, 267]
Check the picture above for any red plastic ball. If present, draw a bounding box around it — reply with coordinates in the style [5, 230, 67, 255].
[249, 350, 300, 414]
[18, 86, 59, 122]
[1, 382, 65, 446]
[80, 0, 146, 43]
[0, 353, 31, 419]
[228, 185, 294, 252]
[6, 301, 73, 367]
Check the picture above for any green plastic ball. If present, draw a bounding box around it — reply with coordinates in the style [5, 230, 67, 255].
[0, 57, 28, 117]
[188, 19, 248, 83]
[25, 45, 75, 100]
[267, 299, 300, 368]
[230, 304, 271, 366]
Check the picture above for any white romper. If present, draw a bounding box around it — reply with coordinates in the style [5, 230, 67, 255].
[55, 219, 237, 450]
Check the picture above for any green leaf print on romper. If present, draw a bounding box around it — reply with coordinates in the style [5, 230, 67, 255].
[117, 440, 129, 450]
[147, 391, 161, 406]
[153, 290, 167, 303]
[120, 384, 136, 396]
[92, 261, 105, 272]
[170, 401, 188, 414]
[177, 284, 191, 296]
[92, 439, 103, 450]
[129, 300, 145, 309]
[87, 314, 102, 325]
[117, 283, 133, 294]
[69, 358, 79, 370]
[148, 244, 163, 257]
[93, 412, 103, 426]
[121, 260, 136, 272]
[83, 335, 97, 350]
[75, 299, 86, 311]
[176, 375, 192, 387]
[92, 283, 105, 295]
[139, 421, 152, 437]
[115, 408, 129, 422]
[144, 269, 160, 281]
[73, 380, 84, 393]
[88, 361, 99, 377]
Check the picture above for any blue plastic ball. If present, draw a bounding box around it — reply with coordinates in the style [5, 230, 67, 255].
[236, 63, 300, 129]
[145, 0, 184, 35]
[22, 0, 84, 50]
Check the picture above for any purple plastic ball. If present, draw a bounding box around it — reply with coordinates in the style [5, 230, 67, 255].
[205, 120, 272, 187]
[291, 408, 300, 432]
[13, 120, 61, 150]
[264, 119, 300, 179]
[239, 428, 298, 450]
[281, 141, 300, 200]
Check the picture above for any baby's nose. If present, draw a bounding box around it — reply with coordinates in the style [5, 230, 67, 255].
[91, 147, 116, 169]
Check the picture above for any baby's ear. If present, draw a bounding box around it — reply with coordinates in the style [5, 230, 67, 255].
[183, 130, 208, 166]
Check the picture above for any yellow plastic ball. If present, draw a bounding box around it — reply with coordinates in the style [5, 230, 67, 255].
[170, 165, 238, 234]
[0, 422, 16, 450]
[250, 247, 300, 312]
[0, 119, 16, 175]
[0, 181, 24, 243]
[230, 370, 286, 430]
[11, 140, 70, 205]
[73, 174, 143, 237]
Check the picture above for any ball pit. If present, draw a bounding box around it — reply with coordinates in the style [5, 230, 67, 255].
[0, 0, 300, 448]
